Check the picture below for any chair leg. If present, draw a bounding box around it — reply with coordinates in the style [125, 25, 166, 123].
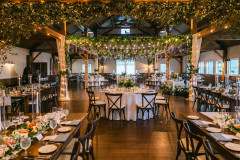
[136, 108, 138, 122]
[192, 99, 196, 110]
[91, 148, 95, 160]
[176, 144, 181, 160]
[104, 105, 106, 118]
[112, 110, 114, 120]
[148, 110, 149, 119]
[123, 108, 126, 121]
[108, 109, 111, 120]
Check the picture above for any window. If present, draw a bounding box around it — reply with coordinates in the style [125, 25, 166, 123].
[160, 64, 166, 73]
[206, 61, 213, 74]
[116, 60, 135, 75]
[216, 61, 223, 75]
[121, 29, 130, 34]
[228, 59, 239, 75]
[198, 61, 204, 74]
[82, 64, 92, 73]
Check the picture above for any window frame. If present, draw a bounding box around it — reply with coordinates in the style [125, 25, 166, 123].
[227, 59, 239, 76]
[198, 61, 205, 74]
[206, 61, 213, 74]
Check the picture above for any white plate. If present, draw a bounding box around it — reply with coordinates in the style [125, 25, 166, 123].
[187, 115, 199, 120]
[225, 143, 240, 152]
[38, 145, 57, 154]
[206, 127, 221, 133]
[57, 127, 71, 133]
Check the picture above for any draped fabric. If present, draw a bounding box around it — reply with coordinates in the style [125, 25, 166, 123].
[56, 37, 70, 101]
[189, 34, 202, 101]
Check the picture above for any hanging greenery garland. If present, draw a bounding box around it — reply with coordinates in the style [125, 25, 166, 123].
[0, 0, 239, 46]
[66, 35, 190, 59]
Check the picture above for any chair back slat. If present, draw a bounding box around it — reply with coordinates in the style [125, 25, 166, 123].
[203, 138, 220, 160]
[105, 93, 123, 109]
[141, 92, 157, 109]
[183, 122, 204, 158]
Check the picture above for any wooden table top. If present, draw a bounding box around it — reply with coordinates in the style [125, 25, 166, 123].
[6, 112, 88, 160]
[181, 112, 240, 160]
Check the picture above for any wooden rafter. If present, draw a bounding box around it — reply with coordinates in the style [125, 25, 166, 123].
[77, 51, 86, 62]
[36, 26, 63, 39]
[33, 51, 42, 61]
[213, 50, 223, 59]
[200, 38, 212, 51]
[197, 26, 217, 39]
[47, 40, 58, 51]
[8, 0, 190, 2]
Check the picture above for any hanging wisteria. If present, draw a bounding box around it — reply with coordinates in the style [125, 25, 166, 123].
[66, 35, 190, 60]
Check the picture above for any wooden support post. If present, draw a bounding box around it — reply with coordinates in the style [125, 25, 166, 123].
[29, 50, 33, 74]
[84, 27, 88, 88]
[222, 48, 228, 81]
[52, 53, 55, 76]
[165, 25, 170, 80]
[189, 18, 198, 100]
[148, 60, 150, 77]
[95, 56, 98, 73]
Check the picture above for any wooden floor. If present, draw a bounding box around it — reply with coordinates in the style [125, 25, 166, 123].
[60, 86, 195, 160]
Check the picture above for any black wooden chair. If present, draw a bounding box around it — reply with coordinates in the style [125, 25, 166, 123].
[136, 92, 157, 123]
[183, 122, 205, 160]
[192, 86, 201, 110]
[202, 138, 224, 160]
[105, 93, 126, 125]
[170, 112, 189, 160]
[60, 124, 94, 160]
[87, 91, 106, 118]
[155, 90, 171, 120]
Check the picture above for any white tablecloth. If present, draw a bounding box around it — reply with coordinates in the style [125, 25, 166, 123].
[99, 91, 155, 121]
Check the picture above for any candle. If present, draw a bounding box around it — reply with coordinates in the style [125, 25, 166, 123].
[31, 84, 34, 119]
[18, 75, 21, 87]
[29, 74, 32, 84]
[36, 92, 39, 114]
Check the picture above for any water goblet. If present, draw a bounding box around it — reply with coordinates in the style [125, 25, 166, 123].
[12, 116, 19, 130]
[19, 112, 24, 123]
[52, 107, 57, 113]
[20, 137, 31, 156]
[64, 109, 69, 121]
[9, 137, 18, 158]
[218, 118, 225, 132]
[49, 119, 57, 135]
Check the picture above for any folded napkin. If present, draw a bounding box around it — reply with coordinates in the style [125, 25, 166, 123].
[65, 120, 81, 126]
[50, 134, 69, 143]
[60, 121, 72, 125]
[193, 120, 213, 126]
[210, 133, 238, 142]
[43, 135, 58, 141]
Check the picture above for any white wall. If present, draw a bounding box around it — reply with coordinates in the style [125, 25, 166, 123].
[0, 47, 29, 79]
[228, 45, 240, 59]
[0, 46, 53, 79]
[72, 59, 95, 73]
[33, 52, 52, 76]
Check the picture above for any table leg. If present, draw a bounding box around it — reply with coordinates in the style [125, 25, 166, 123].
[23, 97, 29, 113]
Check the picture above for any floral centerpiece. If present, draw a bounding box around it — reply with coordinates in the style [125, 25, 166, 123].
[160, 83, 172, 94]
[219, 88, 225, 93]
[211, 86, 216, 91]
[173, 86, 189, 98]
[228, 89, 236, 95]
[156, 73, 163, 77]
[171, 72, 178, 79]
[118, 78, 136, 88]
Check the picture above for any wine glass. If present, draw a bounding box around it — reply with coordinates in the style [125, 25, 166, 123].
[9, 137, 18, 158]
[64, 109, 69, 121]
[52, 107, 57, 113]
[20, 137, 31, 156]
[50, 119, 57, 135]
[12, 116, 19, 130]
[19, 112, 24, 123]
[218, 118, 225, 132]
[3, 120, 10, 135]
[235, 106, 240, 118]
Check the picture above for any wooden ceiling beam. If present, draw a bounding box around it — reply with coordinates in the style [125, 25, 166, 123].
[8, 0, 190, 2]
[36, 26, 63, 39]
[33, 51, 42, 61]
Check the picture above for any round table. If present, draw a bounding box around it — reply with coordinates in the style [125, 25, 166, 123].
[99, 89, 156, 121]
